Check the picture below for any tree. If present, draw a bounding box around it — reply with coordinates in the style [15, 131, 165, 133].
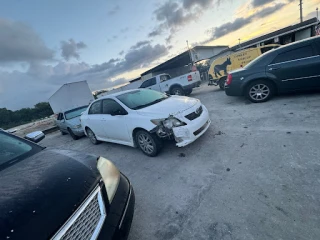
[0, 102, 53, 129]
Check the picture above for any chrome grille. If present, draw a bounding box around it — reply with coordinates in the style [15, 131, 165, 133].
[185, 106, 203, 121]
[52, 186, 106, 240]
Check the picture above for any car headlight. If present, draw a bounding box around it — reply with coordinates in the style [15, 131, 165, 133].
[74, 124, 82, 128]
[97, 157, 120, 203]
[151, 117, 186, 129]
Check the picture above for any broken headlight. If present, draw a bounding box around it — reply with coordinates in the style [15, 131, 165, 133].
[151, 117, 186, 129]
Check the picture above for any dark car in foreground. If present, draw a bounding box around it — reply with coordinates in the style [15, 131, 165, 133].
[225, 36, 320, 103]
[0, 130, 134, 240]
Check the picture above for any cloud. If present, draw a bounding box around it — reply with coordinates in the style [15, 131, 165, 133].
[0, 18, 54, 63]
[148, 28, 163, 37]
[252, 0, 274, 7]
[60, 39, 87, 61]
[130, 40, 151, 50]
[149, 0, 213, 38]
[182, 0, 216, 9]
[85, 43, 169, 78]
[119, 50, 124, 55]
[0, 60, 128, 110]
[206, 3, 285, 41]
[108, 5, 120, 15]
[120, 27, 129, 33]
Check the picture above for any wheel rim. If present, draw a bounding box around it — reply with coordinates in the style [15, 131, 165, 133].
[173, 89, 182, 95]
[88, 130, 96, 143]
[138, 133, 154, 154]
[249, 84, 270, 101]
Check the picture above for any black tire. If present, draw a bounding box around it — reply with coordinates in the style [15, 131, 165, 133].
[245, 80, 275, 103]
[185, 89, 192, 96]
[170, 86, 185, 96]
[219, 78, 226, 90]
[61, 130, 67, 135]
[68, 128, 79, 140]
[86, 128, 100, 145]
[135, 130, 162, 157]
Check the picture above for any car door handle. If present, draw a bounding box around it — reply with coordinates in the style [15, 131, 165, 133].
[269, 67, 281, 71]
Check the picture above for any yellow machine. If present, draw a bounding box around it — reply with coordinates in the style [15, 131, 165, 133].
[208, 44, 280, 89]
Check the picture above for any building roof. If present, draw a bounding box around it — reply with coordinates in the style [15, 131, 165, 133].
[233, 18, 319, 50]
[141, 45, 228, 76]
[129, 77, 141, 83]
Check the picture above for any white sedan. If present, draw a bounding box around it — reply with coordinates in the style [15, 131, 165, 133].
[81, 89, 211, 156]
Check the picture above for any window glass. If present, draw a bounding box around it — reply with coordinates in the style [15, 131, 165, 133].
[140, 77, 156, 88]
[160, 75, 171, 82]
[117, 89, 169, 110]
[0, 132, 40, 166]
[65, 106, 88, 120]
[272, 45, 314, 64]
[89, 101, 102, 114]
[102, 99, 125, 115]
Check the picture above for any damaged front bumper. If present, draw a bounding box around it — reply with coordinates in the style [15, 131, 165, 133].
[152, 105, 211, 147]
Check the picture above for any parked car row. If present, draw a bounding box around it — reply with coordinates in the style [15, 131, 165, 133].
[225, 36, 320, 103]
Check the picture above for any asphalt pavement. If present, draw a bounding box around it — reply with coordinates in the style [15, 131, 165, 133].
[42, 85, 320, 240]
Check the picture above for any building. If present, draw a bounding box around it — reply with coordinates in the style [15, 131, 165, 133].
[209, 18, 319, 64]
[140, 45, 228, 81]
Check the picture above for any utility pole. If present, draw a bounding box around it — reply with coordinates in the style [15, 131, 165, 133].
[317, 7, 319, 21]
[299, 0, 303, 23]
[186, 40, 193, 66]
[238, 38, 241, 48]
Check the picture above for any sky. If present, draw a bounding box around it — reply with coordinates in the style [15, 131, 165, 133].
[0, 0, 319, 110]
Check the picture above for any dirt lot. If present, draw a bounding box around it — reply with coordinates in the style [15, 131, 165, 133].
[41, 85, 320, 240]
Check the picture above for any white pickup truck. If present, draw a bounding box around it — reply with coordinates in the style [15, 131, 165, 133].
[139, 71, 201, 96]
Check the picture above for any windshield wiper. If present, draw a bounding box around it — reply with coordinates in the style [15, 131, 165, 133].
[133, 97, 167, 110]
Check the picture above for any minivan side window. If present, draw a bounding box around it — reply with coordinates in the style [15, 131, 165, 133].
[271, 45, 314, 64]
[102, 99, 126, 115]
[140, 77, 156, 88]
[88, 101, 102, 114]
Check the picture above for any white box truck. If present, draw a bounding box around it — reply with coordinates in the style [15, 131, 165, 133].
[49, 81, 94, 140]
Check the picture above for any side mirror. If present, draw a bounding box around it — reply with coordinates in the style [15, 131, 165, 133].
[25, 131, 45, 143]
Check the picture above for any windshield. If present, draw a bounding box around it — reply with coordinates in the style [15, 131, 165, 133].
[116, 89, 169, 110]
[65, 106, 88, 120]
[0, 132, 42, 169]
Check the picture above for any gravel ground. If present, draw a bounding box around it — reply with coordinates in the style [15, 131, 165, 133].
[42, 85, 320, 240]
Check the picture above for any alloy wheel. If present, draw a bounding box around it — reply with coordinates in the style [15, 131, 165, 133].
[249, 84, 270, 101]
[87, 129, 97, 144]
[138, 133, 154, 154]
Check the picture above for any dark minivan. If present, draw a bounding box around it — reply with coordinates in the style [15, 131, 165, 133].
[225, 36, 320, 103]
[0, 130, 134, 240]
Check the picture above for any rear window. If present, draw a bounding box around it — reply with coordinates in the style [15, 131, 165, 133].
[271, 45, 314, 64]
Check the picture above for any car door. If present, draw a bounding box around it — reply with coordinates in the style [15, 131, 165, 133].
[267, 44, 318, 90]
[101, 99, 131, 143]
[56, 113, 67, 131]
[159, 74, 171, 92]
[87, 100, 105, 139]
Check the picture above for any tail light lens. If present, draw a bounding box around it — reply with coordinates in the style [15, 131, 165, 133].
[188, 75, 192, 81]
[226, 74, 232, 85]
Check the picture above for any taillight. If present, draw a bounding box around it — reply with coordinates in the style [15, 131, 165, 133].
[188, 75, 192, 81]
[226, 74, 232, 85]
